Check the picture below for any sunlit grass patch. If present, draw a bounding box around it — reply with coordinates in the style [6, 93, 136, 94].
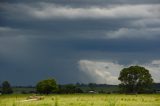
[0, 94, 160, 106]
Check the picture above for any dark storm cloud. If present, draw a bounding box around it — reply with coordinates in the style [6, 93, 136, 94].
[0, 0, 160, 85]
[1, 0, 160, 5]
[68, 38, 160, 52]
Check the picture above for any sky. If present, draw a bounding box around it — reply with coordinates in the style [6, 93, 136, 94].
[0, 0, 160, 85]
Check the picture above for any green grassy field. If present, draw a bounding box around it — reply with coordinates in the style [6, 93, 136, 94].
[0, 94, 160, 106]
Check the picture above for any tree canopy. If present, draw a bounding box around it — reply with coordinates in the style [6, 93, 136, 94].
[2, 81, 13, 94]
[118, 66, 153, 93]
[36, 78, 58, 94]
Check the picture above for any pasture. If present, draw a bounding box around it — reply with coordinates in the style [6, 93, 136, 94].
[0, 94, 160, 106]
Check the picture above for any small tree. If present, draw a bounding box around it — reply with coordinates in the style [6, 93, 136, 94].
[36, 78, 58, 94]
[58, 84, 83, 94]
[2, 81, 13, 94]
[118, 66, 153, 93]
[88, 83, 96, 91]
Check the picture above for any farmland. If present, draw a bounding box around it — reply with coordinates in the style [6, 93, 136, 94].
[0, 94, 160, 106]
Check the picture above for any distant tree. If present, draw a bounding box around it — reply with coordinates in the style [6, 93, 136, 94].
[2, 81, 13, 94]
[76, 82, 81, 87]
[88, 83, 96, 90]
[64, 84, 76, 93]
[75, 87, 83, 93]
[118, 66, 153, 93]
[58, 84, 83, 94]
[36, 78, 58, 94]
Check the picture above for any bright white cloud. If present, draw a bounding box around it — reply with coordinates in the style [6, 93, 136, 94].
[79, 60, 160, 85]
[79, 60, 123, 84]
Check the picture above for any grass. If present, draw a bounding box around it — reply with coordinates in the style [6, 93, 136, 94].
[0, 94, 160, 106]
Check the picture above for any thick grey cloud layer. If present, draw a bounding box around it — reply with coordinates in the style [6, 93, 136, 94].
[2, 3, 160, 20]
[0, 0, 160, 85]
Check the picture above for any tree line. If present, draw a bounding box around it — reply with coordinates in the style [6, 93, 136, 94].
[0, 65, 155, 94]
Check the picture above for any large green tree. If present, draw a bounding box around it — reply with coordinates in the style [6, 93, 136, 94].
[2, 81, 13, 94]
[118, 66, 153, 93]
[36, 78, 58, 94]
